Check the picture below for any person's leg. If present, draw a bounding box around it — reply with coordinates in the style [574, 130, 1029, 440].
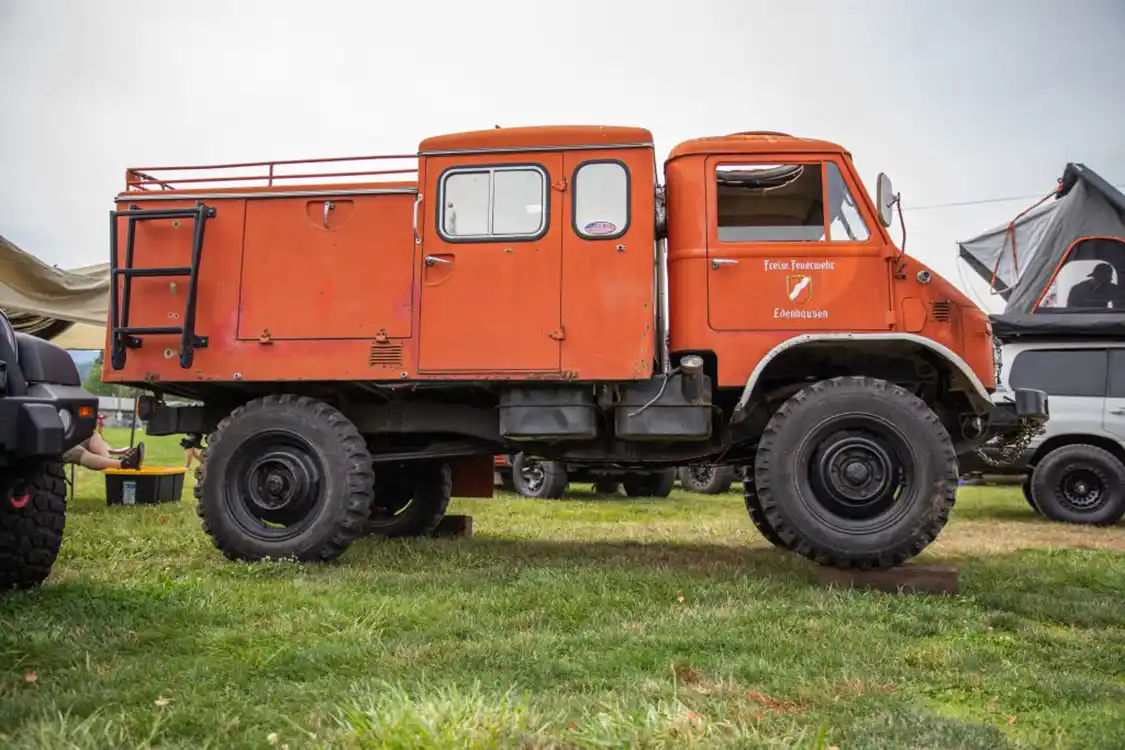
[86, 432, 112, 458]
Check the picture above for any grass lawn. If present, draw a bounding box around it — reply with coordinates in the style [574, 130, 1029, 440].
[2, 428, 1124, 749]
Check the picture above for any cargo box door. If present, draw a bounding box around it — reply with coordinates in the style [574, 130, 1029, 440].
[238, 192, 416, 341]
[418, 155, 563, 372]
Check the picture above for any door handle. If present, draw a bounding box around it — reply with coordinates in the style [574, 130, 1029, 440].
[323, 200, 335, 229]
[412, 195, 422, 245]
[425, 255, 452, 267]
[1110, 407, 1125, 415]
[711, 258, 739, 269]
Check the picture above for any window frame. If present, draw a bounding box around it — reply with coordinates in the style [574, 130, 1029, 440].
[435, 162, 550, 244]
[571, 158, 631, 241]
[707, 154, 880, 255]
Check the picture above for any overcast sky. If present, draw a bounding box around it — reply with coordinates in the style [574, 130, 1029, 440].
[2, 0, 1122, 312]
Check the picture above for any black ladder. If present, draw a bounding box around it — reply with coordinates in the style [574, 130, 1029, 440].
[108, 201, 216, 371]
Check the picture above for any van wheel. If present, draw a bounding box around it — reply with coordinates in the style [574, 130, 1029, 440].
[1029, 445, 1125, 525]
[623, 469, 676, 498]
[511, 453, 568, 498]
[679, 464, 735, 494]
[0, 463, 67, 590]
[195, 395, 374, 562]
[753, 376, 957, 570]
[366, 462, 451, 538]
[1021, 477, 1040, 514]
[742, 470, 791, 550]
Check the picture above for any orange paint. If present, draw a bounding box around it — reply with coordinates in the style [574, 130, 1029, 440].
[103, 126, 993, 395]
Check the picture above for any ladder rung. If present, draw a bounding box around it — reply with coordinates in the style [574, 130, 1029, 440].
[114, 208, 207, 219]
[116, 326, 184, 336]
[115, 267, 192, 278]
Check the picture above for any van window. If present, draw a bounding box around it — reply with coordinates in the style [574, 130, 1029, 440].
[1009, 348, 1108, 397]
[1108, 350, 1125, 398]
[440, 165, 547, 240]
[717, 163, 826, 242]
[574, 161, 629, 239]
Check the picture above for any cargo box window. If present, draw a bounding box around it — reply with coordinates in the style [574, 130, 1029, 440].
[717, 163, 826, 242]
[439, 165, 547, 241]
[574, 161, 629, 239]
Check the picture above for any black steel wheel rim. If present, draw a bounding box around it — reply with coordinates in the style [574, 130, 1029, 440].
[225, 430, 325, 540]
[798, 415, 916, 532]
[1057, 466, 1107, 512]
[368, 476, 416, 528]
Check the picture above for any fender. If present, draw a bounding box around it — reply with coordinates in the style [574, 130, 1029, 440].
[732, 332, 994, 419]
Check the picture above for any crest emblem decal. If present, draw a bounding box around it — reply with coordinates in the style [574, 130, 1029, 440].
[786, 274, 812, 304]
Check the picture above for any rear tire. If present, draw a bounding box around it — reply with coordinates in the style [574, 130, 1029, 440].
[742, 468, 791, 550]
[195, 395, 374, 562]
[0, 463, 67, 591]
[365, 462, 452, 538]
[623, 469, 676, 498]
[753, 376, 957, 569]
[1029, 444, 1125, 526]
[511, 453, 568, 498]
[679, 464, 735, 494]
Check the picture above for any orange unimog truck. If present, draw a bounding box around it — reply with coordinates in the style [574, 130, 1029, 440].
[104, 126, 1047, 569]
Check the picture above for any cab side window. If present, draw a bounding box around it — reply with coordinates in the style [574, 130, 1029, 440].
[715, 162, 870, 243]
[573, 161, 630, 239]
[439, 165, 547, 241]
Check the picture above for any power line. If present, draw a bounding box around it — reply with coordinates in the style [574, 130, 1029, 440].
[902, 183, 1125, 212]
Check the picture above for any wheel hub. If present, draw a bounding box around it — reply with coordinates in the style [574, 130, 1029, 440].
[226, 433, 326, 537]
[521, 460, 545, 493]
[808, 427, 906, 521]
[1061, 469, 1104, 511]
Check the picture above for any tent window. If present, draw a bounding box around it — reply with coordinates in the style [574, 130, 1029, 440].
[1037, 237, 1125, 312]
[717, 163, 826, 242]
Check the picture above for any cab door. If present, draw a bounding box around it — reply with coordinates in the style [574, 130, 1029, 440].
[418, 155, 563, 372]
[705, 156, 891, 332]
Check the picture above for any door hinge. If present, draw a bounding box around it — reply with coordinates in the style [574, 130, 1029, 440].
[886, 311, 897, 327]
[552, 177, 568, 192]
[549, 327, 566, 341]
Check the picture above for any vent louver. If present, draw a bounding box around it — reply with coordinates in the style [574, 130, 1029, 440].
[931, 301, 952, 322]
[368, 341, 403, 368]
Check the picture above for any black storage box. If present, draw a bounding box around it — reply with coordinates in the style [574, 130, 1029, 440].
[104, 467, 186, 506]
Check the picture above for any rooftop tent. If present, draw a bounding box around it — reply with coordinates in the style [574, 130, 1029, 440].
[0, 234, 110, 349]
[958, 163, 1125, 338]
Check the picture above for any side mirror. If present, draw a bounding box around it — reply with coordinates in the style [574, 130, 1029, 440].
[876, 173, 896, 228]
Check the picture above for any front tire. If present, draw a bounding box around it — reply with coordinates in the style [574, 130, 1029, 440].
[742, 468, 791, 550]
[1029, 445, 1125, 525]
[0, 463, 67, 590]
[753, 376, 957, 569]
[195, 395, 374, 562]
[679, 464, 735, 494]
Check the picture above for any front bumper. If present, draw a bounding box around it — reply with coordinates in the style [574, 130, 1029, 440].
[0, 384, 99, 460]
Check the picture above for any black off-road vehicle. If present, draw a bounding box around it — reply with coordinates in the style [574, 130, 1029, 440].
[1, 310, 99, 590]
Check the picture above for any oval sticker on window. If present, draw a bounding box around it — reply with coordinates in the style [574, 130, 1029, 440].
[583, 221, 618, 236]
